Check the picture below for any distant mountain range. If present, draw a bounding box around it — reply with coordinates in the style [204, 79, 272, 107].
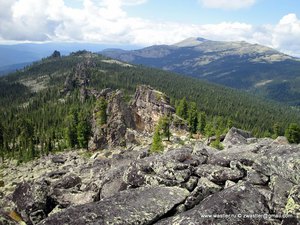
[101, 37, 300, 106]
[0, 42, 139, 75]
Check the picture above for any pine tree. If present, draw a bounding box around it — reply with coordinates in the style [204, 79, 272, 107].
[188, 102, 198, 134]
[150, 126, 164, 153]
[272, 123, 281, 138]
[198, 112, 206, 134]
[65, 108, 78, 148]
[77, 112, 91, 149]
[285, 123, 300, 144]
[176, 97, 188, 120]
[95, 97, 107, 126]
[160, 115, 171, 141]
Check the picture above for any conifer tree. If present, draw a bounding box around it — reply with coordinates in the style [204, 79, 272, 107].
[77, 112, 91, 149]
[150, 125, 164, 153]
[198, 112, 206, 134]
[176, 97, 189, 120]
[188, 102, 198, 134]
[96, 97, 107, 126]
[160, 115, 171, 141]
[65, 107, 79, 148]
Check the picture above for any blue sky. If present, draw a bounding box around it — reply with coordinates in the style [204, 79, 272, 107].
[123, 0, 300, 25]
[1, 0, 300, 56]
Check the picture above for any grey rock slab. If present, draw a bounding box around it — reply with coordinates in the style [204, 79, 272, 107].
[253, 145, 300, 185]
[157, 183, 272, 225]
[38, 186, 189, 225]
[194, 164, 245, 183]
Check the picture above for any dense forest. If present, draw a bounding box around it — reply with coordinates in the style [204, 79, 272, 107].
[0, 51, 299, 162]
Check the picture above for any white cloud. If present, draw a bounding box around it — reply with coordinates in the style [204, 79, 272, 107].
[0, 1, 299, 56]
[199, 0, 256, 10]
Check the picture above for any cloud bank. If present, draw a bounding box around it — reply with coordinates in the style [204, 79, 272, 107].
[199, 0, 256, 10]
[0, 0, 300, 56]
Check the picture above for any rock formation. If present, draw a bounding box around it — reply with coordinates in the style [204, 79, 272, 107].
[0, 127, 299, 224]
[131, 85, 175, 132]
[89, 85, 175, 150]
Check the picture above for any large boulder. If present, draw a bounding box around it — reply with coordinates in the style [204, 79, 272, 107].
[157, 183, 273, 225]
[253, 145, 300, 185]
[37, 186, 189, 225]
[223, 127, 252, 147]
[194, 164, 245, 183]
[207, 144, 261, 167]
[12, 181, 49, 224]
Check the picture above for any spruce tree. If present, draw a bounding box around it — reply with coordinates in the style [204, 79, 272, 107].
[160, 115, 171, 141]
[176, 97, 188, 120]
[188, 102, 198, 134]
[150, 126, 164, 153]
[77, 112, 91, 149]
[65, 108, 78, 148]
[96, 97, 107, 126]
[198, 112, 206, 134]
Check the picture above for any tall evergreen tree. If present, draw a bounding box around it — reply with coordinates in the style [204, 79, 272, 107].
[77, 112, 91, 149]
[150, 126, 164, 153]
[160, 115, 171, 141]
[198, 112, 206, 134]
[95, 97, 107, 126]
[65, 108, 78, 148]
[188, 102, 198, 134]
[176, 97, 189, 120]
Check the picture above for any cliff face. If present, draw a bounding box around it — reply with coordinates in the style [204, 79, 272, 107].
[131, 85, 175, 132]
[89, 85, 175, 150]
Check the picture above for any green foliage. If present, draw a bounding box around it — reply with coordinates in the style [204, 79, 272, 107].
[0, 122, 4, 161]
[210, 137, 224, 150]
[77, 112, 91, 149]
[64, 108, 79, 148]
[285, 123, 300, 144]
[176, 97, 189, 120]
[150, 125, 164, 153]
[0, 52, 300, 161]
[188, 102, 198, 134]
[95, 97, 107, 126]
[160, 115, 171, 141]
[272, 122, 282, 138]
[198, 112, 206, 134]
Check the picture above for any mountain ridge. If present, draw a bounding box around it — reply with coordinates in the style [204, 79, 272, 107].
[100, 37, 300, 106]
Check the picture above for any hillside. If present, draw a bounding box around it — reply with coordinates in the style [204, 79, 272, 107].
[0, 51, 299, 151]
[0, 43, 139, 75]
[101, 37, 300, 106]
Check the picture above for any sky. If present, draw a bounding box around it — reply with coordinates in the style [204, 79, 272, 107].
[0, 0, 300, 56]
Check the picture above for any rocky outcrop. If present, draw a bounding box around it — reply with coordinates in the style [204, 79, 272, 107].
[89, 85, 176, 150]
[89, 89, 135, 150]
[1, 127, 300, 225]
[131, 85, 175, 132]
[61, 55, 96, 101]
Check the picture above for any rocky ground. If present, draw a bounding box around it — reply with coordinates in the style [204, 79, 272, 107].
[0, 127, 300, 225]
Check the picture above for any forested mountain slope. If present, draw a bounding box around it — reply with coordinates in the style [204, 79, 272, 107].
[0, 51, 299, 161]
[101, 37, 300, 106]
